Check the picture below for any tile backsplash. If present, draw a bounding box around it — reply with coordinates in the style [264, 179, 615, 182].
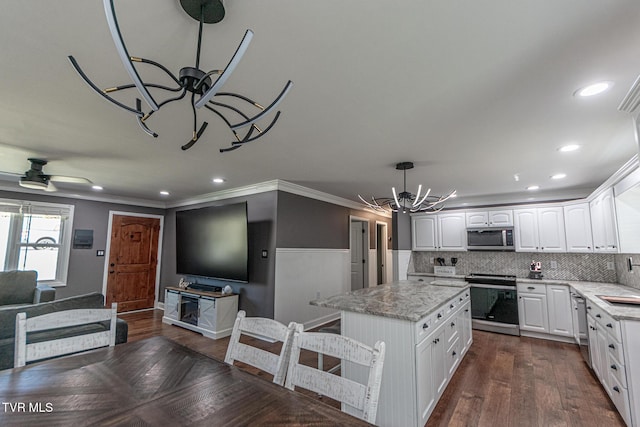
[409, 251, 617, 283]
[614, 253, 640, 290]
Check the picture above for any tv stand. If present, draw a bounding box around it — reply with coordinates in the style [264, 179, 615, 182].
[163, 287, 238, 339]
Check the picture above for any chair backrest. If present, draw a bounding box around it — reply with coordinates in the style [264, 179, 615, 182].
[285, 327, 386, 424]
[224, 310, 296, 386]
[14, 303, 118, 368]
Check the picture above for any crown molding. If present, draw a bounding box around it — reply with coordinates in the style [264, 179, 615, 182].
[586, 154, 639, 201]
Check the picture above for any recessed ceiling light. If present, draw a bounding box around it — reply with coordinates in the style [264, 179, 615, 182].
[527, 185, 540, 191]
[160, 191, 170, 196]
[513, 174, 520, 182]
[558, 144, 580, 152]
[92, 185, 103, 191]
[575, 81, 612, 97]
[212, 178, 225, 184]
[551, 173, 566, 180]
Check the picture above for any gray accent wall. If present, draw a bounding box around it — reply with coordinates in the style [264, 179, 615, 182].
[276, 191, 392, 250]
[160, 191, 278, 318]
[0, 190, 164, 299]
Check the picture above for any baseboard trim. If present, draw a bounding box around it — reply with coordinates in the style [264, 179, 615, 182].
[520, 330, 576, 344]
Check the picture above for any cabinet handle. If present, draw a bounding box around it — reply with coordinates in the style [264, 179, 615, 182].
[459, 297, 463, 301]
[527, 287, 535, 290]
[418, 279, 424, 282]
[437, 313, 442, 319]
[609, 344, 615, 349]
[452, 351, 457, 356]
[450, 304, 454, 309]
[613, 386, 620, 393]
[465, 309, 469, 313]
[611, 364, 618, 371]
[596, 314, 601, 318]
[606, 323, 613, 328]
[422, 323, 429, 330]
[433, 338, 440, 344]
[587, 306, 592, 310]
[450, 322, 456, 327]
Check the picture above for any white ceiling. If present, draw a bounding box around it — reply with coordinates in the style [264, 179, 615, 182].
[1, 0, 640, 208]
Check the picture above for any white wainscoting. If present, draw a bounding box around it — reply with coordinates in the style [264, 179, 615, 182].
[368, 249, 377, 287]
[393, 250, 412, 281]
[274, 248, 349, 329]
[386, 249, 393, 284]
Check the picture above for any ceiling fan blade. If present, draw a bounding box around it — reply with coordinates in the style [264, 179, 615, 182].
[45, 182, 58, 192]
[49, 175, 93, 184]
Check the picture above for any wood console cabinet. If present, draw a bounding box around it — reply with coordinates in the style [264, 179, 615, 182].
[162, 287, 238, 339]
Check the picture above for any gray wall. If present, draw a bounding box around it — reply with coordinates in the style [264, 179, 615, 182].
[0, 190, 164, 299]
[276, 192, 392, 250]
[159, 191, 278, 318]
[392, 211, 412, 250]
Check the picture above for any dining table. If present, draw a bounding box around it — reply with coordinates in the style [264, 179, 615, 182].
[0, 335, 370, 426]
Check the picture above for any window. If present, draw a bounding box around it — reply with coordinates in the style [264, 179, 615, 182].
[0, 198, 74, 286]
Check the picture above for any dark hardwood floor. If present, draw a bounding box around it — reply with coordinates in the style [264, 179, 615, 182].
[119, 310, 625, 427]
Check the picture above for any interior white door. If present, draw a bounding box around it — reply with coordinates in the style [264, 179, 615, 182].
[350, 220, 366, 291]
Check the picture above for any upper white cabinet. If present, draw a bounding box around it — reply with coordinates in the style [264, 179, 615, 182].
[412, 213, 466, 251]
[513, 207, 566, 252]
[438, 213, 466, 251]
[564, 203, 593, 253]
[590, 188, 619, 253]
[412, 216, 437, 250]
[465, 209, 513, 227]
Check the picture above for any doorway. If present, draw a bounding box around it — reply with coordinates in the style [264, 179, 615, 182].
[103, 212, 163, 312]
[376, 222, 387, 285]
[349, 217, 369, 291]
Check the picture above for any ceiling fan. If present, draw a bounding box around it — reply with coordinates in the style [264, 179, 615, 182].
[0, 158, 93, 192]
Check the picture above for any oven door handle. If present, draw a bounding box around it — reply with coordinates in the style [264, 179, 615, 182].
[471, 283, 517, 291]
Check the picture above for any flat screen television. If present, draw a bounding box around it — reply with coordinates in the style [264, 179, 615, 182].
[175, 202, 248, 282]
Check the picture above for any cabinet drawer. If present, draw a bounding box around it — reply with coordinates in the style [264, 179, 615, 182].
[446, 337, 461, 376]
[415, 314, 434, 342]
[445, 298, 458, 315]
[599, 311, 622, 343]
[445, 317, 459, 346]
[606, 336, 625, 367]
[608, 373, 631, 427]
[608, 352, 628, 389]
[517, 283, 546, 294]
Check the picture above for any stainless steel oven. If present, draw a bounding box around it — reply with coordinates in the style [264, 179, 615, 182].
[466, 273, 520, 336]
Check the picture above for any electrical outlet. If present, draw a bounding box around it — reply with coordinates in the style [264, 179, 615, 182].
[430, 257, 435, 264]
[607, 262, 615, 271]
[550, 260, 557, 269]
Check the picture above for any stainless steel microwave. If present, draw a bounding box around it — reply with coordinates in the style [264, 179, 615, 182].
[466, 228, 515, 251]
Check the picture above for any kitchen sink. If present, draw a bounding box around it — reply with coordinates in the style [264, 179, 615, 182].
[599, 295, 640, 306]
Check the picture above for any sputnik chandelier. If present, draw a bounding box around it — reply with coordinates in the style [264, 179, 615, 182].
[358, 162, 457, 213]
[68, 0, 293, 152]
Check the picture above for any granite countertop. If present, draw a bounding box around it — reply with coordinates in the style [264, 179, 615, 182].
[310, 282, 469, 322]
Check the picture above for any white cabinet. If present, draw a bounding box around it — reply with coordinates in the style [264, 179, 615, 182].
[546, 285, 573, 337]
[465, 209, 513, 227]
[518, 291, 549, 333]
[437, 213, 466, 251]
[416, 332, 436, 425]
[412, 213, 466, 251]
[412, 216, 437, 250]
[514, 207, 566, 252]
[564, 203, 593, 252]
[590, 188, 619, 253]
[162, 288, 238, 339]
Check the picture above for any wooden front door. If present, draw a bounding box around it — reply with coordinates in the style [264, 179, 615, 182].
[106, 214, 161, 312]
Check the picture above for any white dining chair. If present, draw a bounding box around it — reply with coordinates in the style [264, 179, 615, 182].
[14, 303, 118, 368]
[224, 310, 297, 386]
[285, 326, 386, 424]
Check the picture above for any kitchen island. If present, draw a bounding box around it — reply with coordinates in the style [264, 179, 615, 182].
[311, 281, 472, 427]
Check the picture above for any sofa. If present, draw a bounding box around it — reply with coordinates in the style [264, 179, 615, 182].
[0, 292, 128, 370]
[0, 270, 56, 306]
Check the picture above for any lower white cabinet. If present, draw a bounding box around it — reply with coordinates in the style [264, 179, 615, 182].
[342, 290, 472, 427]
[162, 287, 238, 339]
[586, 301, 634, 426]
[546, 285, 574, 337]
[518, 291, 549, 333]
[518, 283, 574, 340]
